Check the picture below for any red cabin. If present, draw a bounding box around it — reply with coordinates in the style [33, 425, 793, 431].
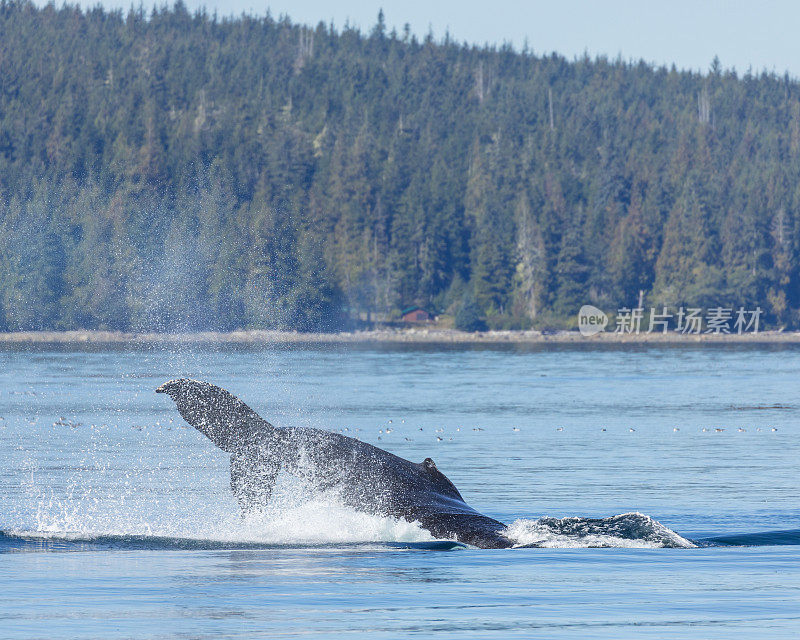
[401, 306, 432, 323]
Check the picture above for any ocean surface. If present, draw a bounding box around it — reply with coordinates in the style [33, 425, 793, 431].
[1, 342, 798, 638]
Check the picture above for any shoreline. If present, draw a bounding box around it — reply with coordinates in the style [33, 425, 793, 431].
[1, 328, 799, 344]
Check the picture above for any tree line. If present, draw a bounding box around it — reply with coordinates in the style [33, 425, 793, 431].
[1, 1, 799, 332]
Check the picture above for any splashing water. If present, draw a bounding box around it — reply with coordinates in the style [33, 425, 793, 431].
[504, 513, 696, 548]
[10, 455, 692, 549]
[8, 418, 695, 550]
[13, 463, 693, 549]
[10, 467, 438, 547]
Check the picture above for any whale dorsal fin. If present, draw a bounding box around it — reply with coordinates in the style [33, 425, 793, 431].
[419, 457, 464, 500]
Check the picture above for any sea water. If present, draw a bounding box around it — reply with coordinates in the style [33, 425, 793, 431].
[0, 342, 798, 638]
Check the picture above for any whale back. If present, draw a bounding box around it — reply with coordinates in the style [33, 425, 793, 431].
[157, 379, 513, 548]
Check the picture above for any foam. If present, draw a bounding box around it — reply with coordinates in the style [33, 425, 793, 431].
[15, 489, 435, 546]
[504, 512, 696, 548]
[11, 460, 691, 549]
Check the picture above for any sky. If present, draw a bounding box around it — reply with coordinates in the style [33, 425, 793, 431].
[49, 0, 800, 78]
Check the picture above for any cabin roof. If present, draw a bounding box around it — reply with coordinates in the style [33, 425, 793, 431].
[401, 306, 425, 315]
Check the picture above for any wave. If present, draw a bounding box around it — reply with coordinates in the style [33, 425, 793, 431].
[1, 495, 444, 553]
[504, 513, 697, 548]
[0, 530, 464, 552]
[1, 513, 693, 552]
[697, 529, 800, 547]
[4, 491, 798, 552]
[504, 514, 800, 549]
[727, 403, 792, 410]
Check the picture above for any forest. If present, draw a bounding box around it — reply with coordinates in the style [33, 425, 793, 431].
[1, 0, 799, 332]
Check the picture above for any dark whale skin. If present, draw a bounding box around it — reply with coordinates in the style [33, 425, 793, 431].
[156, 378, 513, 548]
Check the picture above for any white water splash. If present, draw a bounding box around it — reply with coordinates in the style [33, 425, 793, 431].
[16, 480, 435, 546]
[504, 512, 696, 548]
[10, 427, 692, 549]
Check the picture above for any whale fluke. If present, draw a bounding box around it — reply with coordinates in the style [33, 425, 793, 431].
[156, 379, 274, 452]
[157, 379, 514, 548]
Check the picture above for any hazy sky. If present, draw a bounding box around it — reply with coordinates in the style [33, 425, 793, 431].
[52, 0, 800, 77]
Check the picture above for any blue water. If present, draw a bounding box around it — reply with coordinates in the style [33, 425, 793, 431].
[1, 343, 799, 638]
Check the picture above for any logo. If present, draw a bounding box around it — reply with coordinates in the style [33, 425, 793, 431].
[578, 305, 608, 336]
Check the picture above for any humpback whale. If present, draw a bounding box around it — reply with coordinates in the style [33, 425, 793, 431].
[156, 379, 513, 548]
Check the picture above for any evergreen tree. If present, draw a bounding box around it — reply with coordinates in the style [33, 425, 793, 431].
[455, 290, 487, 332]
[0, 2, 798, 330]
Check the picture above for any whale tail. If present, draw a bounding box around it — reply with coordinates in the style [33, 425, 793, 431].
[156, 379, 515, 546]
[157, 379, 279, 512]
[156, 379, 274, 453]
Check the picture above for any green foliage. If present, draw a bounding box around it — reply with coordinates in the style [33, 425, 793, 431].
[455, 291, 487, 332]
[0, 2, 799, 330]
